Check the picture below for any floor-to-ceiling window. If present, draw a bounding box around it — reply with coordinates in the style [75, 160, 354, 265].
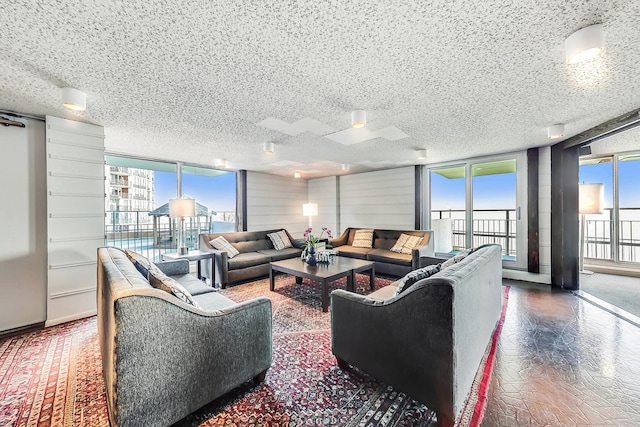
[428, 153, 527, 268]
[104, 156, 236, 261]
[579, 152, 640, 266]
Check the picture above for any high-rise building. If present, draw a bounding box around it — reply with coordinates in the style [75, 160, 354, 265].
[105, 166, 155, 226]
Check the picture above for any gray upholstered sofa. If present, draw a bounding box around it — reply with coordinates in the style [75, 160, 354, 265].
[198, 229, 303, 287]
[330, 227, 435, 276]
[330, 244, 502, 427]
[97, 247, 272, 427]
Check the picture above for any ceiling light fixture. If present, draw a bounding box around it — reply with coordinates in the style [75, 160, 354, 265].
[263, 142, 274, 154]
[61, 87, 86, 111]
[342, 164, 350, 171]
[548, 124, 565, 140]
[565, 24, 604, 64]
[215, 158, 228, 168]
[351, 110, 366, 128]
[418, 149, 428, 160]
[294, 172, 301, 179]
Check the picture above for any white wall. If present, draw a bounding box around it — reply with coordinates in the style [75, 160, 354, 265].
[0, 118, 47, 332]
[246, 172, 308, 238]
[308, 176, 338, 237]
[339, 167, 415, 233]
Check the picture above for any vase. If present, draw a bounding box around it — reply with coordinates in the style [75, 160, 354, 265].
[305, 245, 318, 266]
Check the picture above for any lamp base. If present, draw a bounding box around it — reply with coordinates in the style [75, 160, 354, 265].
[178, 247, 189, 256]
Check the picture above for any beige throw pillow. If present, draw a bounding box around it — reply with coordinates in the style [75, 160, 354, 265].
[352, 229, 374, 248]
[209, 236, 240, 258]
[267, 230, 293, 250]
[125, 249, 152, 278]
[148, 269, 200, 308]
[390, 233, 424, 255]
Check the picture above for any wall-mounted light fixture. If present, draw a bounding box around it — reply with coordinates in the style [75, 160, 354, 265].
[566, 24, 604, 64]
[294, 172, 301, 179]
[61, 87, 87, 111]
[342, 164, 350, 171]
[418, 149, 428, 160]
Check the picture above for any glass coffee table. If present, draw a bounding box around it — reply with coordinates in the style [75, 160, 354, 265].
[269, 257, 375, 312]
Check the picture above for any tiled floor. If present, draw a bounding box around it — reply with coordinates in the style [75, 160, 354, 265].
[482, 281, 640, 426]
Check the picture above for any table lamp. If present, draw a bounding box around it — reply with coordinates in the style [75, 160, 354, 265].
[169, 197, 196, 255]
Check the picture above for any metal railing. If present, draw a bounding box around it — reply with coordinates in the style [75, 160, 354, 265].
[105, 210, 236, 262]
[432, 209, 516, 256]
[582, 208, 640, 263]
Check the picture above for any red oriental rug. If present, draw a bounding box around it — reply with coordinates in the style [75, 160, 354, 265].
[0, 274, 509, 427]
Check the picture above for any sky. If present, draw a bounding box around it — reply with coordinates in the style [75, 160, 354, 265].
[431, 172, 516, 212]
[579, 159, 640, 209]
[154, 171, 237, 212]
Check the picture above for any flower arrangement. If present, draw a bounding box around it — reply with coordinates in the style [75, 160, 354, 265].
[302, 227, 333, 259]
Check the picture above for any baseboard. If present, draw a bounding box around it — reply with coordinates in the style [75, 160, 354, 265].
[502, 269, 551, 284]
[0, 321, 46, 339]
[45, 309, 97, 327]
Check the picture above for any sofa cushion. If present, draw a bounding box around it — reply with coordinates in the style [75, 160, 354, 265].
[148, 269, 200, 308]
[227, 252, 272, 270]
[390, 233, 423, 255]
[395, 264, 440, 295]
[210, 236, 240, 258]
[257, 247, 302, 261]
[352, 229, 374, 248]
[125, 249, 152, 278]
[267, 230, 293, 250]
[169, 273, 215, 296]
[367, 284, 400, 301]
[192, 291, 237, 311]
[367, 248, 412, 266]
[336, 245, 371, 260]
[441, 249, 472, 270]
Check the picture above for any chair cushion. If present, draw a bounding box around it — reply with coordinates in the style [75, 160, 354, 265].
[193, 291, 237, 311]
[257, 248, 302, 261]
[352, 229, 374, 248]
[366, 248, 412, 266]
[390, 233, 423, 255]
[395, 264, 441, 295]
[441, 249, 472, 270]
[125, 249, 152, 278]
[227, 252, 272, 270]
[148, 269, 200, 308]
[210, 236, 240, 258]
[336, 245, 371, 260]
[170, 274, 215, 296]
[368, 284, 400, 301]
[267, 230, 293, 250]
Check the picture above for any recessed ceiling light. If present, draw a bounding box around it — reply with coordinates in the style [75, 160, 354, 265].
[263, 142, 274, 154]
[566, 24, 604, 64]
[548, 124, 565, 140]
[61, 87, 86, 111]
[351, 110, 366, 128]
[294, 172, 301, 179]
[342, 164, 350, 171]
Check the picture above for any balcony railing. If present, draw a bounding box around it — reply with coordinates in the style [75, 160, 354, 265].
[432, 209, 516, 256]
[105, 210, 236, 262]
[582, 208, 640, 263]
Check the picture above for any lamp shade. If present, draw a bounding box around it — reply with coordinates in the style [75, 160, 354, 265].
[566, 24, 604, 64]
[579, 183, 604, 214]
[61, 87, 86, 111]
[169, 197, 196, 218]
[302, 203, 318, 217]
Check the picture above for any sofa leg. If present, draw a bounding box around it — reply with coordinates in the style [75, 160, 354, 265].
[254, 369, 268, 384]
[336, 357, 350, 370]
[435, 412, 454, 427]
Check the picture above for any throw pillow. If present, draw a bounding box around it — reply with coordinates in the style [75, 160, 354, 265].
[209, 236, 240, 258]
[352, 229, 374, 248]
[125, 249, 152, 278]
[395, 264, 441, 296]
[267, 230, 293, 250]
[390, 233, 424, 255]
[440, 249, 472, 270]
[148, 269, 200, 308]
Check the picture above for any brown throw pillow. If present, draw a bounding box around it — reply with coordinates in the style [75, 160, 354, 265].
[148, 269, 200, 308]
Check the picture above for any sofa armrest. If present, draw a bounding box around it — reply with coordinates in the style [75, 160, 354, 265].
[412, 234, 435, 269]
[113, 294, 272, 426]
[331, 228, 351, 247]
[291, 238, 307, 249]
[418, 256, 447, 268]
[154, 259, 190, 276]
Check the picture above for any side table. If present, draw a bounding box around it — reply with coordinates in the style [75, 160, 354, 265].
[162, 250, 215, 285]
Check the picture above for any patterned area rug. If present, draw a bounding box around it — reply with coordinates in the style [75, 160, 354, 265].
[0, 273, 509, 427]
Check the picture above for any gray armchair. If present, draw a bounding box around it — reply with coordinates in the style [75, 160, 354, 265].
[330, 245, 503, 427]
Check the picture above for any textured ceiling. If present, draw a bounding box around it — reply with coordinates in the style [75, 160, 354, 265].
[1, 0, 640, 178]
